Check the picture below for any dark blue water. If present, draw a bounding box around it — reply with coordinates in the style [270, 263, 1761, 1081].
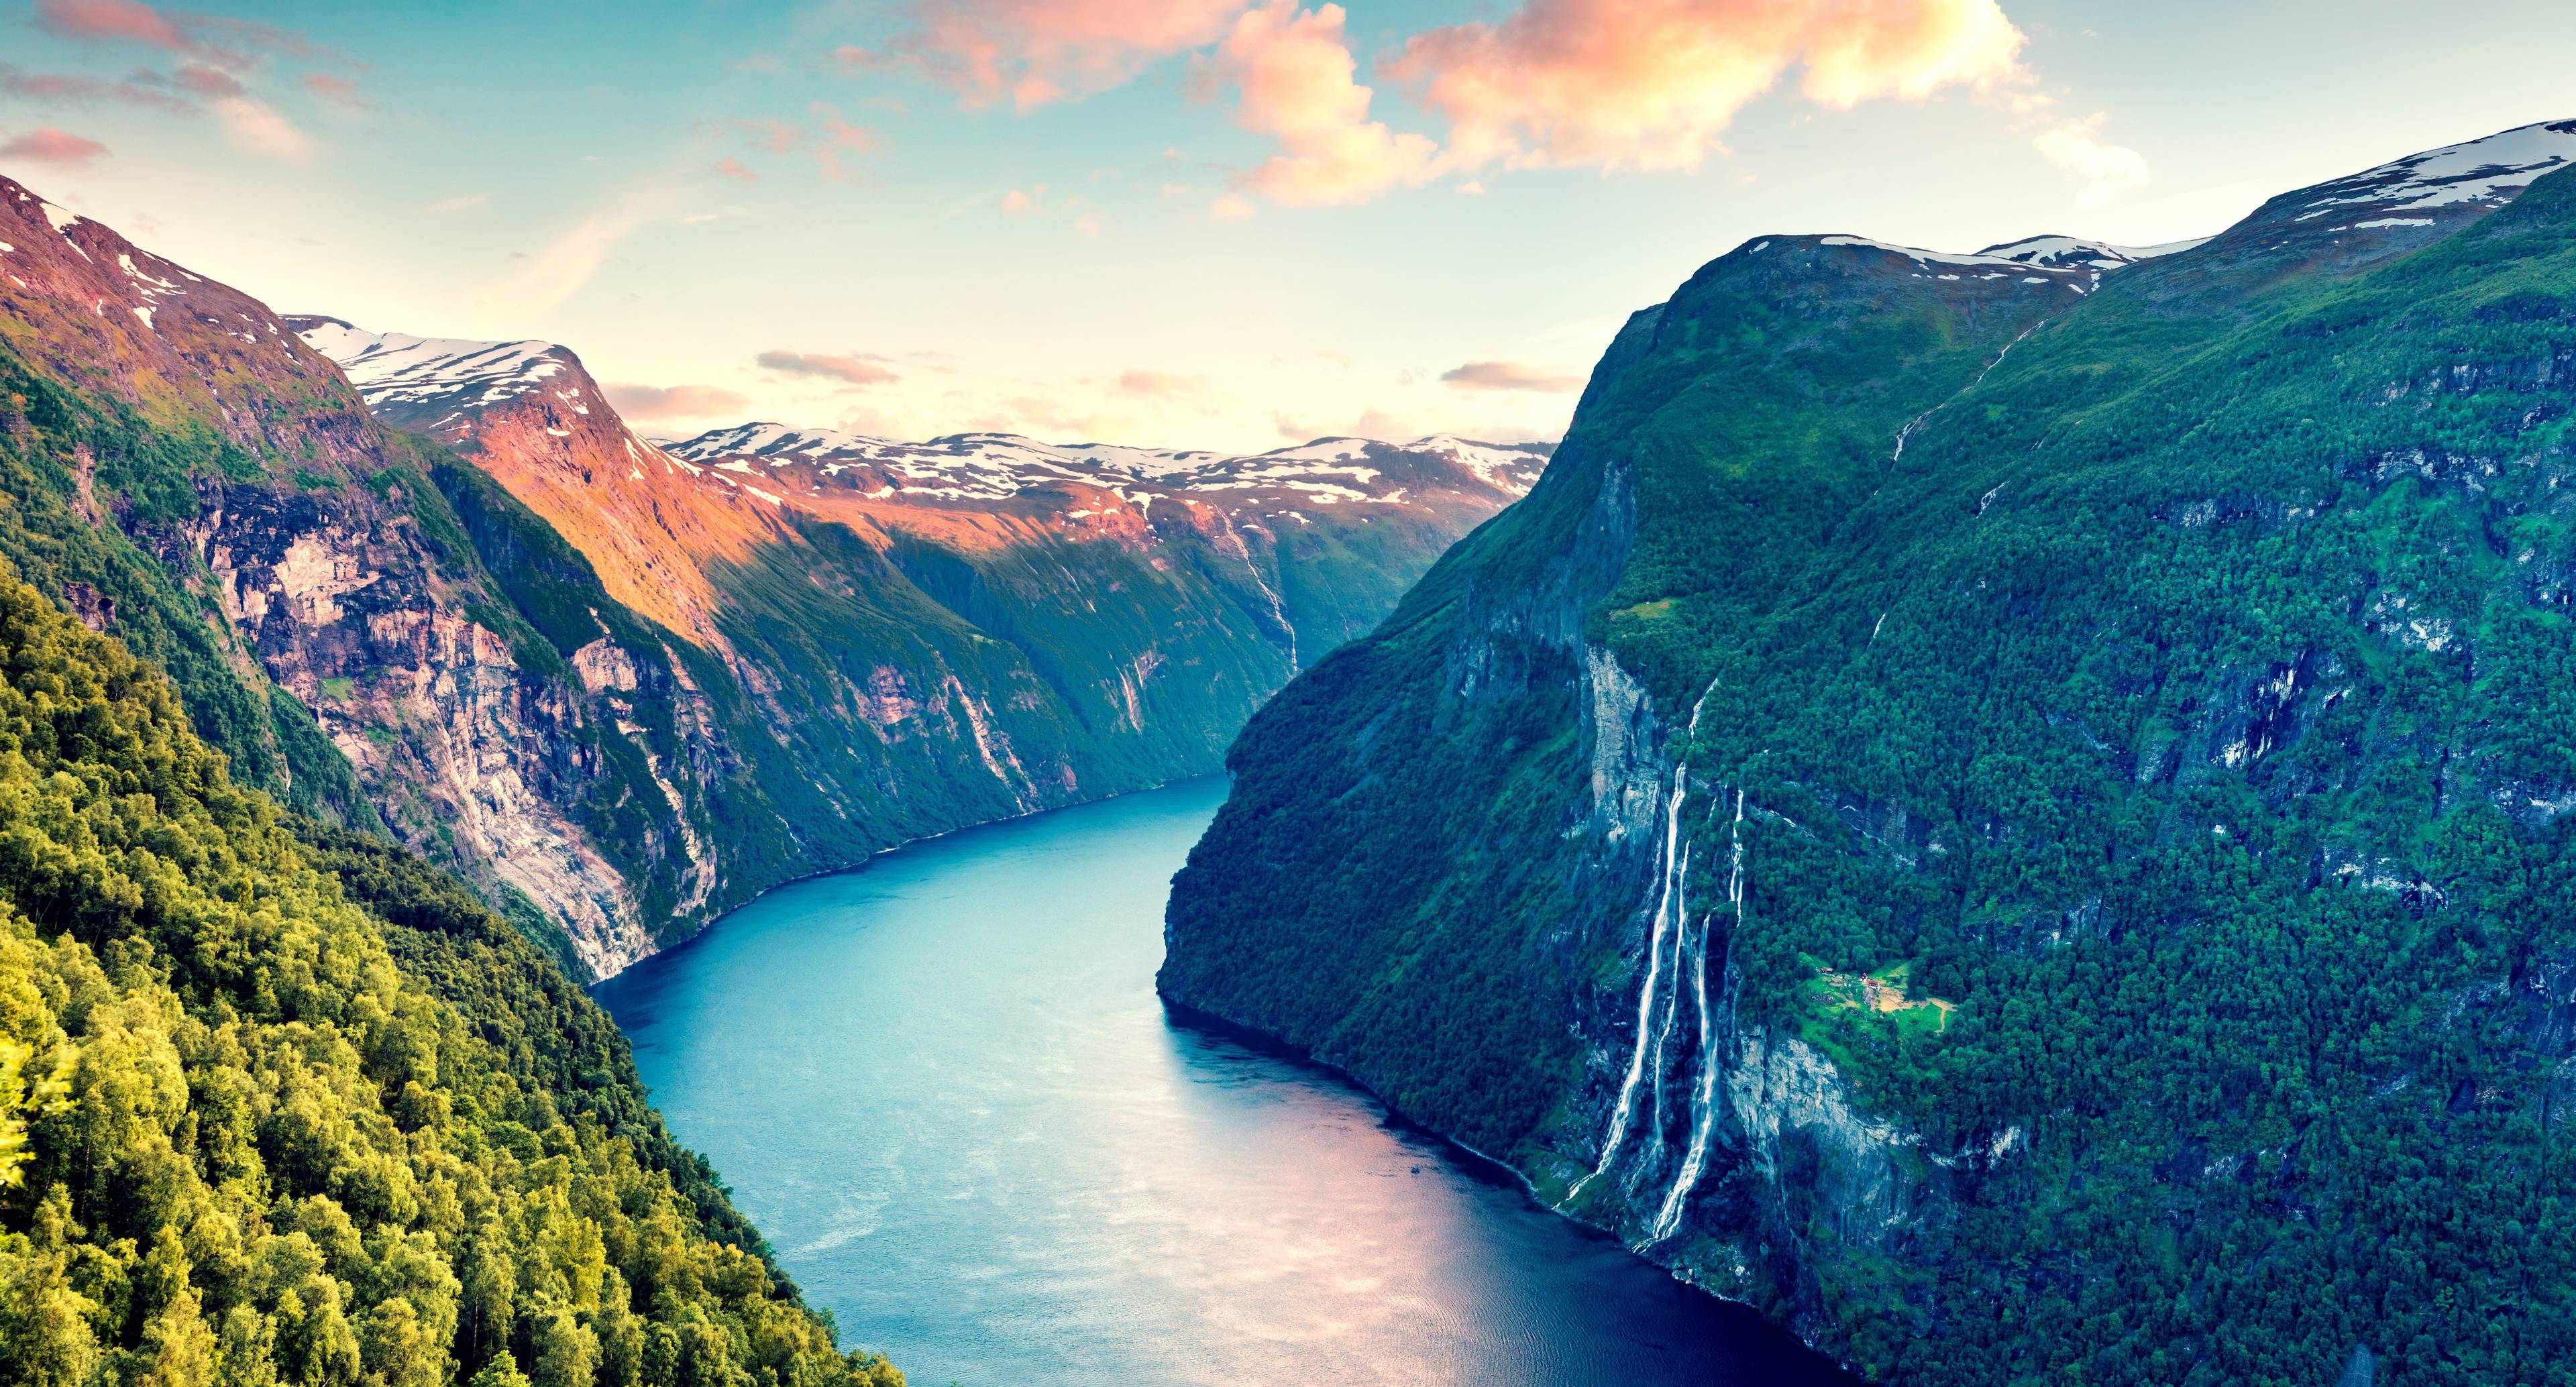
[596, 777, 1854, 1387]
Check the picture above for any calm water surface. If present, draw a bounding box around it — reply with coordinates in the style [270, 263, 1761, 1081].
[596, 778, 1854, 1387]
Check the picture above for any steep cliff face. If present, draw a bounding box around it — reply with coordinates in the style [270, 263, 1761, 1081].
[0, 174, 659, 977]
[7, 177, 1542, 982]
[274, 317, 1544, 977]
[1165, 121, 2576, 1385]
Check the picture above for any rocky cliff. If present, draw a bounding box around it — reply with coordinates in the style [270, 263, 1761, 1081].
[1163, 120, 2576, 1385]
[3, 174, 1540, 981]
[0, 174, 647, 977]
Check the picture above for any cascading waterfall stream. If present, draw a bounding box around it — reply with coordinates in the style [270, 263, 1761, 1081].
[1650, 787, 1746, 1242]
[1218, 513, 1298, 670]
[1566, 769, 1688, 1205]
[1647, 841, 1691, 1141]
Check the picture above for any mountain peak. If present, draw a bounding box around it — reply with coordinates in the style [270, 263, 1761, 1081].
[1974, 234, 2212, 272]
[2155, 117, 2576, 293]
[2296, 117, 2576, 223]
[283, 317, 580, 415]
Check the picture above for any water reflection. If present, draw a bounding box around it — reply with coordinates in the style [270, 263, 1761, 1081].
[596, 778, 1854, 1387]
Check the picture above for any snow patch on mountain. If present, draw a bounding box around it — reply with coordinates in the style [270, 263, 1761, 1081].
[1976, 234, 2212, 272]
[290, 317, 570, 410]
[666, 423, 1550, 508]
[1818, 236, 2072, 272]
[2296, 119, 2576, 221]
[292, 321, 1551, 511]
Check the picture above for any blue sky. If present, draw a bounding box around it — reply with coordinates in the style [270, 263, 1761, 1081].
[4, 0, 2574, 451]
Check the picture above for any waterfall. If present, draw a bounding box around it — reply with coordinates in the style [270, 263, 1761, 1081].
[1650, 788, 1745, 1243]
[1219, 514, 1297, 669]
[1646, 841, 1690, 1143]
[1890, 317, 2047, 465]
[1566, 769, 1688, 1204]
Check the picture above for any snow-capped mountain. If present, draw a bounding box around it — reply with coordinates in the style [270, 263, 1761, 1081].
[660, 422, 1547, 512]
[287, 323, 1548, 529]
[290, 318, 580, 418]
[1792, 233, 2186, 298]
[1975, 234, 2212, 274]
[276, 311, 1546, 977]
[2171, 117, 2576, 288]
[2295, 117, 2576, 224]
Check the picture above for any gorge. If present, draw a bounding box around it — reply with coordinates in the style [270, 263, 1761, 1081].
[594, 778, 1858, 1386]
[7, 60, 2576, 1387]
[0, 170, 1539, 983]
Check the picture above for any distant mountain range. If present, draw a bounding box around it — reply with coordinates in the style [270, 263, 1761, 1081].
[1163, 117, 2576, 1385]
[0, 178, 1540, 977]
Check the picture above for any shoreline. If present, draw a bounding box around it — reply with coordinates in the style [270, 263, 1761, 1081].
[1156, 990, 1865, 1383]
[588, 771, 1228, 991]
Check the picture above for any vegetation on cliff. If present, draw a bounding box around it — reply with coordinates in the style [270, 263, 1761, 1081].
[0, 569, 900, 1387]
[1168, 145, 2576, 1384]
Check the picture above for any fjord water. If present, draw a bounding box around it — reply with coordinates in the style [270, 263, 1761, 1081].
[595, 779, 1851, 1387]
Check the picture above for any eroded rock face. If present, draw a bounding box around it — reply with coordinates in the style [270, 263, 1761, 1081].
[182, 469, 678, 975]
[0, 174, 684, 975]
[3, 176, 1550, 980]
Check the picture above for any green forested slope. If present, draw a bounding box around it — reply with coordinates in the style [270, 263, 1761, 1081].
[0, 571, 899, 1387]
[1168, 138, 2576, 1385]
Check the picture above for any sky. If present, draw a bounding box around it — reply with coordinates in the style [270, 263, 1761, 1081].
[2, 0, 2573, 453]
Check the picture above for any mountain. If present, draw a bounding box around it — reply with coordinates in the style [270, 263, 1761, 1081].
[0, 165, 1538, 981]
[1162, 118, 2576, 1385]
[274, 315, 1538, 977]
[0, 563, 904, 1384]
[0, 173, 657, 974]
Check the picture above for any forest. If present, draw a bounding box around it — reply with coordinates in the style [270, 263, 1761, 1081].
[0, 571, 902, 1387]
[1167, 163, 2576, 1384]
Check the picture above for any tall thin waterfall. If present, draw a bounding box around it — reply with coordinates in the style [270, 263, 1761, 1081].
[1650, 788, 1746, 1241]
[1647, 840, 1690, 1140]
[1567, 769, 1688, 1204]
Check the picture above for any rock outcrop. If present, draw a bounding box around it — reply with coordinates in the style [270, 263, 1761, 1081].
[0, 175, 1544, 979]
[1163, 121, 2576, 1384]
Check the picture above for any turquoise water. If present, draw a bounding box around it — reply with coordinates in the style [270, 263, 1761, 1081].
[596, 778, 1853, 1387]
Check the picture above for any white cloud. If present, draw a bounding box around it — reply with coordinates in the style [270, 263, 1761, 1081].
[2033, 113, 2149, 205]
[211, 96, 311, 160]
[490, 210, 647, 310]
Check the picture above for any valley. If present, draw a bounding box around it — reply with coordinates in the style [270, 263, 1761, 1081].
[3, 12, 2573, 1376]
[0, 176, 1540, 980]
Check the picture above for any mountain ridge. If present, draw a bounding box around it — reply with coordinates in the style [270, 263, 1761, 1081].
[4, 177, 1538, 981]
[1162, 116, 2576, 1385]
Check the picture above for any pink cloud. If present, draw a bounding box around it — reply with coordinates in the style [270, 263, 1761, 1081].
[35, 0, 193, 51]
[603, 383, 753, 422]
[855, 0, 1250, 109]
[209, 96, 309, 159]
[32, 0, 329, 69]
[1114, 369, 1209, 397]
[714, 157, 757, 182]
[757, 350, 900, 388]
[1389, 0, 2026, 173]
[0, 127, 110, 166]
[808, 102, 878, 180]
[173, 62, 242, 97]
[714, 109, 880, 182]
[1217, 2, 1438, 207]
[0, 62, 195, 113]
[729, 117, 801, 154]
[302, 71, 364, 108]
[1441, 359, 1583, 392]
